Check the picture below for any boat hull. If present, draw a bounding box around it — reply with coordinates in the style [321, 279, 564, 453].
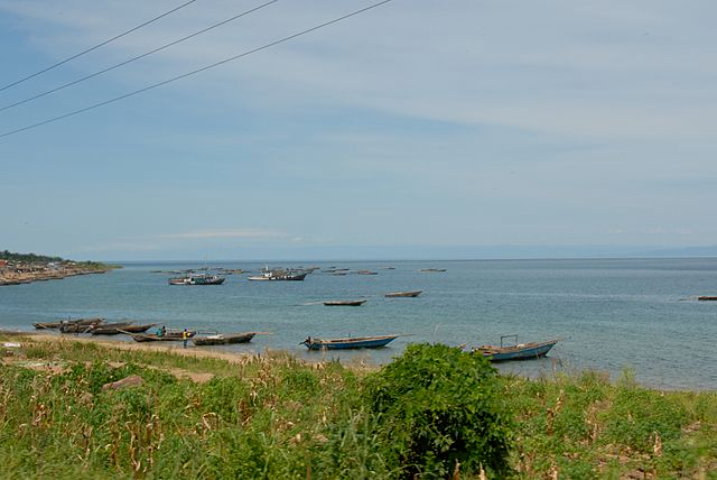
[247, 273, 307, 281]
[385, 291, 422, 298]
[323, 300, 366, 306]
[193, 332, 256, 346]
[91, 323, 154, 335]
[168, 276, 225, 285]
[477, 339, 559, 362]
[303, 335, 398, 350]
[131, 331, 195, 342]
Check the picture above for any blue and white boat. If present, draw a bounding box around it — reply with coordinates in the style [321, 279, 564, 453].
[302, 335, 399, 350]
[475, 337, 559, 362]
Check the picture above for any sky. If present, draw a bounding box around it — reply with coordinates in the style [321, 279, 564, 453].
[0, 0, 716, 260]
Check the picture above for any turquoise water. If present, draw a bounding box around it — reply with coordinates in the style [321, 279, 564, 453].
[1, 258, 716, 390]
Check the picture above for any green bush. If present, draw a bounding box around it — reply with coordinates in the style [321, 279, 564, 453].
[364, 343, 513, 478]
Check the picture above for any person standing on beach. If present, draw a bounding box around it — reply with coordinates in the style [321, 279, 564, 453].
[182, 328, 189, 348]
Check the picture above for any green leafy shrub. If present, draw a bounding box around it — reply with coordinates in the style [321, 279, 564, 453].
[364, 343, 513, 478]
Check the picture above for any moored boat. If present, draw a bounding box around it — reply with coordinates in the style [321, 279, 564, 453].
[384, 290, 422, 298]
[38, 317, 104, 330]
[420, 268, 447, 273]
[697, 296, 717, 301]
[302, 335, 399, 350]
[247, 267, 307, 281]
[193, 332, 256, 346]
[474, 337, 559, 362]
[131, 330, 196, 342]
[34, 321, 64, 330]
[91, 322, 152, 335]
[323, 300, 366, 306]
[59, 318, 106, 333]
[169, 275, 225, 286]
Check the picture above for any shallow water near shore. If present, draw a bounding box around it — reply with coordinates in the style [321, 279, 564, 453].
[1, 258, 716, 390]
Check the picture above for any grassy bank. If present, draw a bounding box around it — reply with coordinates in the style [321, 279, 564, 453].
[0, 336, 715, 479]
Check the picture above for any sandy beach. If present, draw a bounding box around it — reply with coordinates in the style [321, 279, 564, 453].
[5, 331, 257, 365]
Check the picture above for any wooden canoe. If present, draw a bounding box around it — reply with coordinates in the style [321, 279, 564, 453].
[34, 321, 64, 330]
[59, 318, 105, 333]
[475, 339, 559, 362]
[302, 335, 399, 350]
[38, 317, 104, 330]
[193, 332, 256, 346]
[323, 300, 366, 306]
[384, 291, 422, 298]
[91, 322, 155, 335]
[131, 331, 195, 342]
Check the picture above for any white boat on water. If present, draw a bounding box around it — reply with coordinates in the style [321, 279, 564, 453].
[247, 267, 308, 281]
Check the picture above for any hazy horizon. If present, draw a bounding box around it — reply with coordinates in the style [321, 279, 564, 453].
[75, 244, 717, 263]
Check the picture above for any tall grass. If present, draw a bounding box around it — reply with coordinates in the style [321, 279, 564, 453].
[0, 337, 715, 479]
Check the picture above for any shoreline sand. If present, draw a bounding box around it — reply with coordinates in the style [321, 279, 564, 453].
[3, 331, 258, 365]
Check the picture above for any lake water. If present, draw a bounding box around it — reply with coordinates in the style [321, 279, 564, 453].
[1, 258, 715, 390]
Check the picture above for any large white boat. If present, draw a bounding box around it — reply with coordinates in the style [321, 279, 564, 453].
[247, 267, 307, 281]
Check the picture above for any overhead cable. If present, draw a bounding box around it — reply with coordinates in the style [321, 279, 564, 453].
[0, 0, 279, 113]
[0, 0, 200, 93]
[0, 0, 394, 140]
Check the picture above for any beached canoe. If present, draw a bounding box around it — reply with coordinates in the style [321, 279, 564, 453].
[38, 317, 104, 330]
[475, 339, 559, 362]
[34, 321, 65, 330]
[384, 291, 422, 298]
[131, 331, 195, 342]
[302, 335, 399, 350]
[91, 322, 154, 335]
[193, 332, 256, 346]
[59, 318, 106, 333]
[323, 300, 366, 306]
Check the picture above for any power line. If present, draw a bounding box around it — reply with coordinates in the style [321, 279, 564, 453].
[0, 0, 394, 141]
[0, 0, 200, 94]
[0, 0, 279, 114]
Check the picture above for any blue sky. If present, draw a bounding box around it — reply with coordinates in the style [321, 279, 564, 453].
[1, 0, 716, 260]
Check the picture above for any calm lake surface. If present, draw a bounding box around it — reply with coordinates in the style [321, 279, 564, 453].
[1, 258, 715, 390]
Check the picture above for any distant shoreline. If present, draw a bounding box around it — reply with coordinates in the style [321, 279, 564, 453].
[0, 263, 118, 287]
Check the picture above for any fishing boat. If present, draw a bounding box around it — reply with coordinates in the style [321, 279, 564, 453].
[36, 317, 104, 330]
[91, 322, 155, 335]
[302, 335, 399, 350]
[697, 296, 717, 301]
[323, 300, 366, 306]
[356, 270, 378, 275]
[385, 290, 422, 298]
[59, 318, 105, 333]
[420, 268, 447, 273]
[193, 332, 256, 346]
[474, 336, 559, 362]
[247, 267, 307, 281]
[131, 330, 196, 342]
[168, 274, 225, 286]
[34, 321, 64, 330]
